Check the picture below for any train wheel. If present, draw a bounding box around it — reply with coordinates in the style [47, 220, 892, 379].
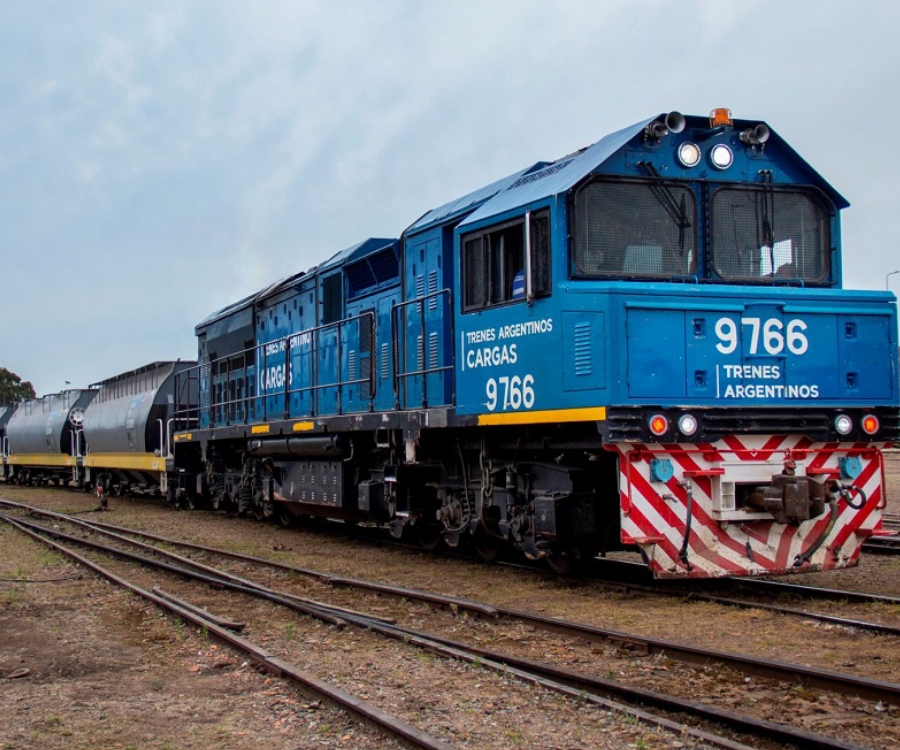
[414, 523, 443, 551]
[546, 543, 595, 575]
[545, 551, 576, 575]
[473, 524, 503, 562]
[276, 506, 294, 528]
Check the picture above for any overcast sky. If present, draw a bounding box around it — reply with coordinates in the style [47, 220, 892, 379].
[2, 0, 898, 395]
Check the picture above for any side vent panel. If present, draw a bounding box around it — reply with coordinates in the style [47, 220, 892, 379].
[562, 311, 606, 392]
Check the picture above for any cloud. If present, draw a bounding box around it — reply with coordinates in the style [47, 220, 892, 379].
[2, 0, 900, 393]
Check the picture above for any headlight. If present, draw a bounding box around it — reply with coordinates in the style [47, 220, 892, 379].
[834, 414, 853, 435]
[709, 143, 733, 170]
[677, 142, 701, 168]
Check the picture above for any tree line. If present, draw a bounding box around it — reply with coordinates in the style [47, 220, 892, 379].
[0, 367, 36, 403]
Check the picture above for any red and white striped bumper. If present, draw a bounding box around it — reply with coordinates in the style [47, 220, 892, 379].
[610, 436, 889, 578]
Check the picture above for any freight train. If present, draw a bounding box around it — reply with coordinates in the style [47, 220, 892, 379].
[3, 109, 898, 578]
[1, 363, 194, 495]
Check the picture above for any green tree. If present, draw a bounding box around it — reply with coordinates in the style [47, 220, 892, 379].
[0, 367, 36, 403]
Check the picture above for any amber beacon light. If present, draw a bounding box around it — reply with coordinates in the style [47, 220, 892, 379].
[709, 107, 733, 127]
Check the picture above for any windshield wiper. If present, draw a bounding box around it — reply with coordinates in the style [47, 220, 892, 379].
[638, 162, 691, 256]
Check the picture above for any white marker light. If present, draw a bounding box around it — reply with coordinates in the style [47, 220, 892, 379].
[678, 413, 698, 436]
[834, 415, 853, 436]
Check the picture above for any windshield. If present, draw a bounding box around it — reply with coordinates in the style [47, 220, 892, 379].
[571, 179, 696, 279]
[711, 187, 831, 283]
[570, 178, 832, 285]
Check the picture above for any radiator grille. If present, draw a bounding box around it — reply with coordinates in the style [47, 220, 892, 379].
[573, 322, 592, 376]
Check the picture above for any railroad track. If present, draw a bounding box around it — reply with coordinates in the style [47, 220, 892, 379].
[0, 514, 453, 750]
[489, 555, 900, 637]
[0, 497, 894, 750]
[863, 535, 900, 554]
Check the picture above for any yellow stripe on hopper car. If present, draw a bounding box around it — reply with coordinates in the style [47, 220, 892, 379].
[477, 406, 607, 426]
[251, 425, 270, 434]
[292, 421, 315, 432]
[84, 453, 166, 472]
[7, 454, 75, 467]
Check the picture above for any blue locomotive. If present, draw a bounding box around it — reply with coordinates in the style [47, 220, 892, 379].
[169, 109, 900, 577]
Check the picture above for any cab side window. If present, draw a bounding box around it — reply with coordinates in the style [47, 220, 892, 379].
[462, 210, 551, 312]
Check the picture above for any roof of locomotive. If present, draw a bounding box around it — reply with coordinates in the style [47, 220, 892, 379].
[447, 112, 847, 229]
[197, 111, 848, 333]
[405, 165, 542, 235]
[196, 237, 397, 331]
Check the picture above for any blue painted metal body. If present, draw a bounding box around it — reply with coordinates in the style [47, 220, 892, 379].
[453, 283, 897, 415]
[196, 238, 403, 427]
[192, 112, 898, 430]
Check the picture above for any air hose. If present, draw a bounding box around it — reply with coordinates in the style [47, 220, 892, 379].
[832, 481, 867, 510]
[793, 496, 838, 568]
[677, 480, 694, 570]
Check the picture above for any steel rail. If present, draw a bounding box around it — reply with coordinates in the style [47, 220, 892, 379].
[722, 576, 900, 605]
[67, 508, 900, 625]
[151, 586, 246, 631]
[0, 498, 497, 618]
[0, 499, 398, 624]
[5, 500, 900, 705]
[61, 515, 398, 624]
[3, 512, 848, 750]
[586, 554, 900, 607]
[503, 558, 900, 635]
[2, 514, 361, 629]
[677, 592, 900, 637]
[493, 603, 900, 705]
[863, 537, 900, 554]
[579, 574, 900, 636]
[362, 619, 867, 750]
[0, 514, 456, 750]
[65, 516, 900, 704]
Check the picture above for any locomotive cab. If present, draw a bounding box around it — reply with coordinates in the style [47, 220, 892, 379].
[451, 109, 897, 576]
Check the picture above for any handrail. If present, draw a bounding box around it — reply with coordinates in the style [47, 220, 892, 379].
[174, 310, 379, 429]
[173, 286, 456, 428]
[391, 288, 453, 410]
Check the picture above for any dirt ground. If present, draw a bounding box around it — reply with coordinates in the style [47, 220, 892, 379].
[3, 451, 900, 749]
[1, 489, 705, 750]
[0, 522, 413, 750]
